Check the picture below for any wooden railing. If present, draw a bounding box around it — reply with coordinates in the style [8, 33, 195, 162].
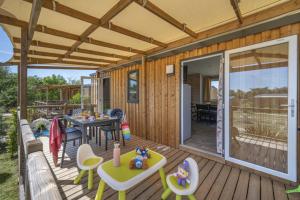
[18, 112, 62, 200]
[27, 103, 97, 122]
[27, 103, 82, 122]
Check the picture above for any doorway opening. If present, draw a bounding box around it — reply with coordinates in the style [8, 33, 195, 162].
[181, 53, 223, 155]
[102, 77, 111, 112]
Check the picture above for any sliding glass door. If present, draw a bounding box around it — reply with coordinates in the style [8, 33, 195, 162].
[224, 35, 297, 181]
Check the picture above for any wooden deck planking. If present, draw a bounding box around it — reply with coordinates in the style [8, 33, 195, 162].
[39, 135, 300, 200]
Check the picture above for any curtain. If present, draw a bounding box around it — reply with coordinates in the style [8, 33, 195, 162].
[216, 59, 224, 154]
[203, 77, 211, 102]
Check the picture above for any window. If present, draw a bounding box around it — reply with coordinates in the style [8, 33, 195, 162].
[210, 79, 219, 102]
[128, 70, 139, 103]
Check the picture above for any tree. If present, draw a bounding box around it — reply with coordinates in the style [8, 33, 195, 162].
[0, 67, 18, 111]
[69, 92, 81, 104]
[42, 75, 67, 101]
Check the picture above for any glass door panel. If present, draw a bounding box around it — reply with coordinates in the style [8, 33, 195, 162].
[225, 36, 297, 181]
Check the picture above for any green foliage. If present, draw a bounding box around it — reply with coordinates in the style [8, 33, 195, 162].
[0, 67, 18, 111]
[7, 110, 17, 158]
[42, 75, 67, 101]
[0, 151, 18, 200]
[69, 92, 81, 104]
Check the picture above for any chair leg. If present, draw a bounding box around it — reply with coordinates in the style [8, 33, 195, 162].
[88, 169, 93, 190]
[73, 140, 76, 146]
[95, 180, 106, 200]
[74, 170, 86, 184]
[98, 128, 101, 146]
[60, 141, 67, 167]
[161, 188, 172, 200]
[187, 194, 196, 200]
[105, 131, 108, 151]
[95, 127, 98, 144]
[122, 133, 125, 146]
[176, 195, 182, 200]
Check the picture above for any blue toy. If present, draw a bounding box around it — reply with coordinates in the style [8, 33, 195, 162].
[129, 155, 149, 169]
[135, 146, 151, 158]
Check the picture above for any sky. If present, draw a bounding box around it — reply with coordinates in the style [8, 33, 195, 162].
[230, 67, 288, 92]
[0, 26, 96, 81]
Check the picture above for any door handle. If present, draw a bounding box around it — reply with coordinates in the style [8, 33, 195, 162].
[290, 99, 295, 117]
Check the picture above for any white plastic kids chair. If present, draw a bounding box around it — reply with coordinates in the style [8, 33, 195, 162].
[74, 144, 103, 190]
[162, 157, 199, 200]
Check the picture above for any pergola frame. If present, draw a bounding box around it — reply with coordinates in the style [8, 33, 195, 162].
[0, 0, 299, 118]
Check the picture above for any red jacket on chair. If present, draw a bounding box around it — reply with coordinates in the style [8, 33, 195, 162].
[49, 117, 65, 166]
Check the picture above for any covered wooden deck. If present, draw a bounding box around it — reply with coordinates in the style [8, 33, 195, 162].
[40, 135, 299, 200]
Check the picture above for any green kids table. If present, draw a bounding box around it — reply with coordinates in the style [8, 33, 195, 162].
[95, 150, 167, 200]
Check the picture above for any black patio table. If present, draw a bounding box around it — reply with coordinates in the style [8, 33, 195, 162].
[63, 115, 121, 144]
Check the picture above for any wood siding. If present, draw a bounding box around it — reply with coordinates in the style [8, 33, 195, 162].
[101, 22, 300, 181]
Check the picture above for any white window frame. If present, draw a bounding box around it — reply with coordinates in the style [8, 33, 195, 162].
[224, 35, 298, 181]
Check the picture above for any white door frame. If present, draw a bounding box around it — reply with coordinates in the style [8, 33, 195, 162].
[100, 76, 111, 113]
[224, 35, 298, 181]
[180, 53, 223, 147]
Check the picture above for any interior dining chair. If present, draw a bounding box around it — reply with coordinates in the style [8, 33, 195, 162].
[74, 144, 103, 190]
[162, 157, 199, 200]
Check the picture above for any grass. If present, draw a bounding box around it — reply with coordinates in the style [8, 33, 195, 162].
[0, 142, 18, 200]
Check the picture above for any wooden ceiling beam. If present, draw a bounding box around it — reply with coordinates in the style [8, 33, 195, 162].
[134, 0, 197, 38]
[27, 0, 44, 49]
[100, 0, 133, 25]
[27, 65, 100, 70]
[0, 14, 144, 54]
[230, 0, 243, 24]
[0, 62, 19, 67]
[23, 0, 166, 47]
[14, 48, 117, 64]
[13, 37, 129, 60]
[14, 55, 108, 67]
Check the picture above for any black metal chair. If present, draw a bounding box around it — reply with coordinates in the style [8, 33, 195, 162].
[59, 122, 82, 167]
[97, 108, 125, 150]
[196, 104, 210, 121]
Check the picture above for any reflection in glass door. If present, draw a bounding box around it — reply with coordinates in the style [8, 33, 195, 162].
[225, 36, 297, 181]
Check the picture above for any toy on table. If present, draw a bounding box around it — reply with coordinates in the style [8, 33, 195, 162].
[136, 146, 151, 158]
[129, 146, 151, 169]
[174, 160, 191, 187]
[129, 155, 148, 169]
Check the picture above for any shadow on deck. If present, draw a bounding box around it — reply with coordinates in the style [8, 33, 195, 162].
[40, 135, 300, 200]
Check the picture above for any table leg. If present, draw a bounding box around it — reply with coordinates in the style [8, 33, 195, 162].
[82, 125, 87, 143]
[95, 180, 106, 200]
[118, 191, 126, 200]
[159, 168, 168, 190]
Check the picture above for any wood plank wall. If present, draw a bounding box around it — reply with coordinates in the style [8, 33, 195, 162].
[101, 23, 300, 181]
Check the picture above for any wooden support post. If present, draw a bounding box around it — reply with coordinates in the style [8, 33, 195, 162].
[142, 55, 147, 139]
[17, 64, 20, 106]
[20, 28, 28, 119]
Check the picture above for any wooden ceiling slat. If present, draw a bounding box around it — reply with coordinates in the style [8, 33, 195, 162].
[0, 14, 144, 54]
[14, 48, 117, 64]
[27, 0, 44, 49]
[13, 37, 130, 60]
[134, 0, 197, 38]
[23, 0, 166, 47]
[14, 55, 107, 67]
[230, 0, 243, 24]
